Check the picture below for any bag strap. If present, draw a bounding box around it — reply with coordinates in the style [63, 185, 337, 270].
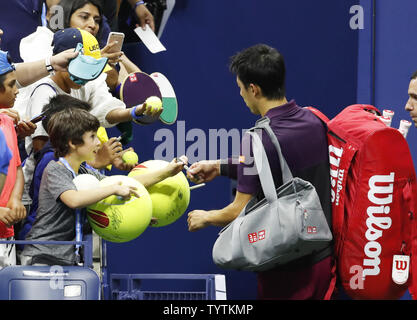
[249, 117, 293, 184]
[30, 82, 57, 98]
[304, 106, 330, 124]
[247, 131, 277, 203]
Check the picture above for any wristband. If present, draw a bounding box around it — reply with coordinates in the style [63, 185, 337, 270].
[130, 105, 144, 120]
[45, 56, 55, 75]
[134, 1, 145, 9]
[219, 159, 229, 177]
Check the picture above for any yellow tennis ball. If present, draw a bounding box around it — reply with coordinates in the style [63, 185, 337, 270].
[145, 96, 162, 112]
[122, 151, 139, 165]
[128, 160, 190, 227]
[86, 175, 153, 243]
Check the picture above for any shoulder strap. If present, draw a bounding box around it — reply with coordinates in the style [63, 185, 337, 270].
[30, 82, 57, 98]
[247, 130, 278, 204]
[304, 106, 330, 124]
[249, 116, 293, 184]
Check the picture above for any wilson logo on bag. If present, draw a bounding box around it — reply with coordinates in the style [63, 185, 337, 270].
[329, 145, 344, 206]
[307, 104, 417, 300]
[363, 173, 394, 279]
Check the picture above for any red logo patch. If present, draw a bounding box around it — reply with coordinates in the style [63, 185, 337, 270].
[248, 232, 258, 243]
[129, 74, 138, 82]
[248, 230, 266, 244]
[307, 226, 317, 234]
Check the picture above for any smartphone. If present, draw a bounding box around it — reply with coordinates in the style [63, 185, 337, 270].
[30, 112, 46, 124]
[106, 32, 125, 53]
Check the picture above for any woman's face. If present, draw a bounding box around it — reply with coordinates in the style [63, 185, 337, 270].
[69, 3, 101, 37]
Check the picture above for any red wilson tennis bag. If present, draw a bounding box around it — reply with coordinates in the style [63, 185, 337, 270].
[308, 104, 417, 300]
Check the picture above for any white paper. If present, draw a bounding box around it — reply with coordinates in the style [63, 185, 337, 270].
[134, 24, 166, 54]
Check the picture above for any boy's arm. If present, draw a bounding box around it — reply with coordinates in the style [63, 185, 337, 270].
[131, 158, 186, 188]
[6, 166, 26, 223]
[60, 183, 140, 210]
[104, 103, 162, 125]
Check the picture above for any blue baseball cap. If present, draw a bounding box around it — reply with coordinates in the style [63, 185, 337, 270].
[0, 50, 15, 76]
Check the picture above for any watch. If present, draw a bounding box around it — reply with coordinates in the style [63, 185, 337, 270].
[45, 56, 55, 75]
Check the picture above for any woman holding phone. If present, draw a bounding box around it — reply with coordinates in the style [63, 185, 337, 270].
[20, 0, 142, 91]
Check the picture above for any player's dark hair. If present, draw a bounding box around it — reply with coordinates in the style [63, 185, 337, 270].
[411, 71, 417, 80]
[48, 108, 100, 158]
[42, 94, 92, 132]
[229, 44, 286, 100]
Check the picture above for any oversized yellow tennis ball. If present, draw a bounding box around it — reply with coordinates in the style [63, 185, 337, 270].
[86, 175, 153, 243]
[128, 160, 190, 227]
[145, 96, 162, 112]
[122, 150, 139, 165]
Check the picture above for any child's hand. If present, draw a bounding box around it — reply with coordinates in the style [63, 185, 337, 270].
[135, 103, 163, 118]
[99, 137, 123, 163]
[113, 182, 141, 200]
[112, 148, 137, 172]
[6, 198, 26, 224]
[166, 155, 188, 177]
[16, 120, 37, 138]
[0, 207, 16, 227]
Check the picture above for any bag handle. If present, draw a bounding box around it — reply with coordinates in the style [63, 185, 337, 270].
[247, 130, 278, 203]
[249, 117, 293, 184]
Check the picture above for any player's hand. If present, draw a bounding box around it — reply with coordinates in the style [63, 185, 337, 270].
[187, 210, 210, 232]
[187, 160, 220, 184]
[15, 120, 37, 138]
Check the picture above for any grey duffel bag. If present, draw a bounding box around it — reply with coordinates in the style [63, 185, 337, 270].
[212, 117, 333, 272]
